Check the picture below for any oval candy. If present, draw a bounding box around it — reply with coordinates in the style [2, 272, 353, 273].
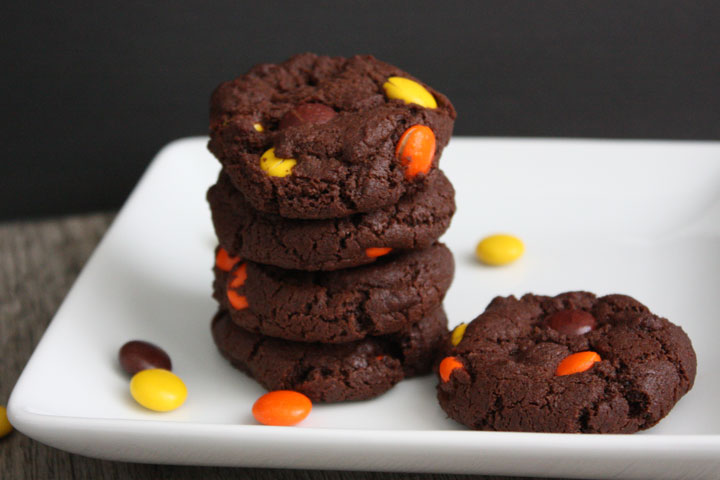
[279, 103, 336, 130]
[383, 77, 437, 109]
[119, 340, 172, 375]
[547, 310, 597, 336]
[395, 125, 436, 179]
[252, 390, 312, 426]
[130, 369, 187, 412]
[475, 234, 524, 266]
[555, 351, 601, 376]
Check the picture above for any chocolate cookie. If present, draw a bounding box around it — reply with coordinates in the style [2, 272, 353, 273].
[208, 53, 456, 219]
[212, 306, 449, 402]
[437, 292, 696, 433]
[213, 243, 454, 343]
[207, 168, 455, 271]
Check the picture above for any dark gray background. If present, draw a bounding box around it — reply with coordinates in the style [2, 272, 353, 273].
[3, 1, 719, 220]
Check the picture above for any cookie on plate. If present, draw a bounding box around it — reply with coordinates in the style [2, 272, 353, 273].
[437, 291, 696, 433]
[208, 53, 456, 219]
[212, 306, 448, 402]
[207, 168, 455, 271]
[213, 243, 454, 343]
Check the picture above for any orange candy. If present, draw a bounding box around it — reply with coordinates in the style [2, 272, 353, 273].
[215, 247, 240, 272]
[229, 263, 247, 288]
[439, 356, 464, 382]
[555, 351, 601, 376]
[252, 390, 312, 426]
[366, 247, 392, 258]
[227, 290, 249, 310]
[227, 263, 249, 310]
[395, 125, 436, 179]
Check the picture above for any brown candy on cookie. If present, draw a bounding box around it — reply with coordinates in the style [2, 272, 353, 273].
[279, 103, 337, 130]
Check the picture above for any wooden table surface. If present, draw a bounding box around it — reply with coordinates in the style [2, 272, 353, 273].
[0, 213, 557, 480]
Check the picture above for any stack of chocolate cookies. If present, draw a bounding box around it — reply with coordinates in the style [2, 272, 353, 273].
[206, 53, 457, 402]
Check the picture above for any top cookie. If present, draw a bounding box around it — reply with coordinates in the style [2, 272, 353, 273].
[208, 53, 456, 219]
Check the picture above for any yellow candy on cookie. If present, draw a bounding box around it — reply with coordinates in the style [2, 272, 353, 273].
[260, 148, 296, 177]
[451, 323, 467, 346]
[383, 77, 437, 109]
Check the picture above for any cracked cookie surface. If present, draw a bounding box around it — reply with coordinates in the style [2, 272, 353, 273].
[207, 168, 455, 271]
[437, 291, 696, 433]
[214, 243, 453, 343]
[208, 53, 456, 219]
[212, 307, 448, 402]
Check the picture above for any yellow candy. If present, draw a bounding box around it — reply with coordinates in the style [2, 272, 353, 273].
[451, 323, 467, 346]
[476, 234, 525, 266]
[260, 148, 296, 177]
[253, 123, 264, 132]
[0, 406, 13, 438]
[130, 369, 187, 412]
[382, 77, 437, 109]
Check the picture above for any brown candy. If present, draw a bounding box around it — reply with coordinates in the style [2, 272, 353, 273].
[279, 103, 336, 130]
[547, 309, 596, 336]
[119, 340, 172, 375]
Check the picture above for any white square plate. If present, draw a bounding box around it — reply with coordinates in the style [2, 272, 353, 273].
[9, 138, 720, 479]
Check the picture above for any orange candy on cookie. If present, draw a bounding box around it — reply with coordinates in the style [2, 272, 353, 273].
[555, 351, 601, 376]
[215, 247, 240, 272]
[395, 125, 436, 179]
[227, 262, 249, 310]
[439, 356, 464, 382]
[365, 247, 392, 258]
[252, 390, 312, 426]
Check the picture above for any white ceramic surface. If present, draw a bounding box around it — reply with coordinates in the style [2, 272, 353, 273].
[9, 137, 720, 479]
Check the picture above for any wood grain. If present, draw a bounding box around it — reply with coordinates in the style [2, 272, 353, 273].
[0, 213, 553, 480]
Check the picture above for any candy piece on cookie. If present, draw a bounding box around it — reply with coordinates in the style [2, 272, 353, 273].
[215, 247, 240, 272]
[226, 262, 249, 310]
[279, 103, 336, 130]
[450, 323, 467, 346]
[439, 356, 465, 382]
[383, 76, 437, 109]
[260, 148, 296, 177]
[365, 247, 393, 258]
[396, 125, 436, 179]
[547, 310, 597, 336]
[555, 351, 601, 376]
